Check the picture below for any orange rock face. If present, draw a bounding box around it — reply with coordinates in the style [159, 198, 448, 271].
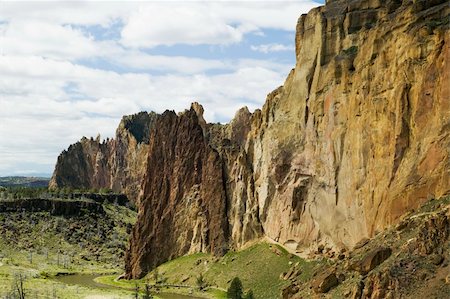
[240, 0, 450, 254]
[51, 0, 449, 280]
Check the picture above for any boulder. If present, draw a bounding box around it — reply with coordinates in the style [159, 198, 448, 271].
[311, 269, 339, 293]
[356, 247, 392, 275]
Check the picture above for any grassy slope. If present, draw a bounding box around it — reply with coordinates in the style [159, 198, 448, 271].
[98, 242, 325, 299]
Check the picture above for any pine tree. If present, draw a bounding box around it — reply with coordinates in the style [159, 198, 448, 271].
[196, 273, 206, 290]
[227, 277, 243, 299]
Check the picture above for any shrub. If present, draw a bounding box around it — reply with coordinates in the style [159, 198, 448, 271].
[227, 277, 243, 299]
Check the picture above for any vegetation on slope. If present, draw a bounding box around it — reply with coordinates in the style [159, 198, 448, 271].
[98, 242, 325, 299]
[0, 176, 50, 188]
[283, 195, 450, 299]
[0, 190, 137, 298]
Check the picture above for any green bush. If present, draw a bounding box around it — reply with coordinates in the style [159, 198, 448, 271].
[227, 277, 243, 299]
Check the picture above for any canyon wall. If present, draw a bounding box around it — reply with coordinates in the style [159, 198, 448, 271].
[125, 108, 229, 277]
[49, 111, 157, 202]
[51, 0, 450, 279]
[246, 0, 450, 252]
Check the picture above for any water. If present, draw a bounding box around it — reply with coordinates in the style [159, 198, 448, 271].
[55, 274, 107, 289]
[54, 274, 202, 299]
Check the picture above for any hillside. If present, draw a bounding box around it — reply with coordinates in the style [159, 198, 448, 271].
[0, 176, 50, 188]
[0, 191, 136, 298]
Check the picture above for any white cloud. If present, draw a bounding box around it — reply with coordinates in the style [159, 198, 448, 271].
[121, 3, 243, 48]
[0, 20, 98, 60]
[251, 43, 295, 53]
[0, 53, 288, 175]
[0, 20, 290, 75]
[1, 1, 319, 49]
[0, 2, 131, 26]
[0, 0, 322, 176]
[120, 1, 318, 48]
[117, 52, 228, 73]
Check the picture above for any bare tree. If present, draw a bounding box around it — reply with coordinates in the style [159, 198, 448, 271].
[11, 273, 26, 299]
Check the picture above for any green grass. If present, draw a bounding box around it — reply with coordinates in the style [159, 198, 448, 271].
[97, 242, 323, 299]
[0, 197, 325, 298]
[202, 243, 321, 298]
[0, 273, 134, 299]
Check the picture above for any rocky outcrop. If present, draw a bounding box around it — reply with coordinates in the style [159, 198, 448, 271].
[311, 268, 339, 293]
[242, 0, 450, 255]
[0, 198, 104, 216]
[352, 247, 392, 275]
[50, 0, 450, 282]
[49, 112, 157, 202]
[124, 107, 229, 278]
[282, 196, 450, 299]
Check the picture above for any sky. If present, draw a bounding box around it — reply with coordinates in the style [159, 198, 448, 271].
[0, 0, 324, 177]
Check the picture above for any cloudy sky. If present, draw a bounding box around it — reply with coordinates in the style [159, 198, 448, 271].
[0, 0, 323, 177]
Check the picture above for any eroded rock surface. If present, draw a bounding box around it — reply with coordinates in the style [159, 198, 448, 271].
[49, 112, 157, 202]
[124, 107, 229, 278]
[283, 197, 450, 299]
[245, 0, 450, 254]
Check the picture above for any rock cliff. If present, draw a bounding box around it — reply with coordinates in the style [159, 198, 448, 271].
[243, 0, 450, 254]
[124, 108, 229, 278]
[49, 111, 157, 201]
[51, 0, 450, 283]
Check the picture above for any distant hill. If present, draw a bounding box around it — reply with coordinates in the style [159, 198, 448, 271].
[0, 176, 50, 188]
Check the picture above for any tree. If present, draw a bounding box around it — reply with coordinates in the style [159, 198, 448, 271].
[142, 283, 152, 299]
[196, 273, 207, 291]
[227, 277, 243, 299]
[11, 273, 26, 299]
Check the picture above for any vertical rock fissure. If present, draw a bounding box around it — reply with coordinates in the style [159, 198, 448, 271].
[390, 83, 411, 185]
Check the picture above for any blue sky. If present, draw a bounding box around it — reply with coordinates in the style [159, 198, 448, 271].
[0, 1, 324, 177]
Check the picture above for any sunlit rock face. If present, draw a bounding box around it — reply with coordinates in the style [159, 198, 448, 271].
[51, 0, 449, 280]
[49, 111, 157, 202]
[246, 0, 450, 253]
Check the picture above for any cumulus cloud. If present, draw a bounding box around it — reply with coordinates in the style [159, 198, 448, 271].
[0, 0, 321, 176]
[120, 1, 318, 48]
[251, 43, 295, 53]
[0, 53, 288, 175]
[121, 3, 244, 48]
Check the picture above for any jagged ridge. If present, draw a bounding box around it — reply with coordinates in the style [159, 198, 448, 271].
[49, 111, 157, 202]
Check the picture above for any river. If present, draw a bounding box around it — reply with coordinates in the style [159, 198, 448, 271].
[54, 274, 203, 299]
